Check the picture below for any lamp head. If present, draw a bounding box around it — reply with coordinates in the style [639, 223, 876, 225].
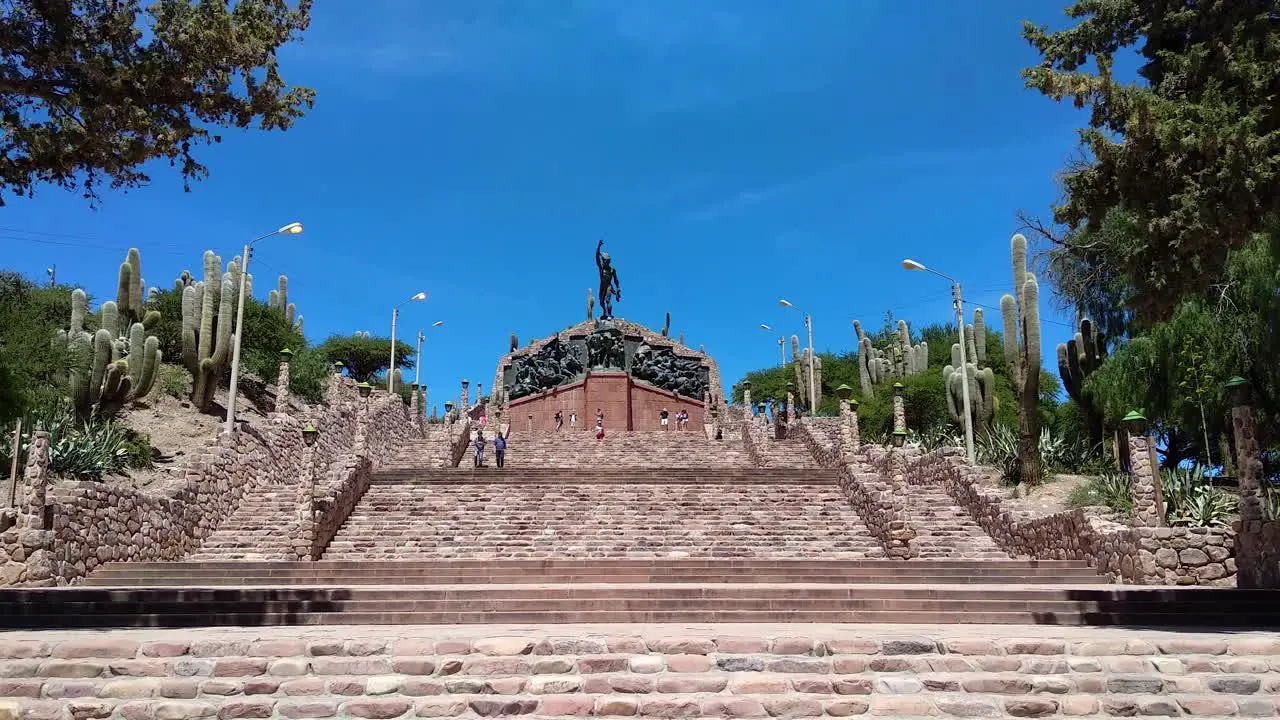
[357, 382, 372, 398]
[835, 383, 853, 401]
[301, 424, 320, 446]
[411, 292, 427, 302]
[1225, 375, 1250, 405]
[1122, 410, 1149, 435]
[892, 430, 907, 447]
[280, 347, 294, 363]
[759, 323, 772, 331]
[902, 259, 926, 272]
[432, 320, 444, 327]
[278, 222, 304, 235]
[778, 299, 794, 309]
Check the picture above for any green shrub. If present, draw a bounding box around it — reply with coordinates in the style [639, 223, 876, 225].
[151, 363, 191, 400]
[1067, 472, 1134, 515]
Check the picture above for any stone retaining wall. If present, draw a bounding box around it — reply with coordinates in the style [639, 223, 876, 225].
[909, 447, 1236, 586]
[0, 381, 418, 587]
[311, 455, 373, 560]
[2, 627, 1278, 719]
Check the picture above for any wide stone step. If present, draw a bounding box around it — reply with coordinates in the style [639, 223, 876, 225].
[2, 583, 1277, 628]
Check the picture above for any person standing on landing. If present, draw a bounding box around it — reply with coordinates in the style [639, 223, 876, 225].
[494, 432, 507, 468]
[570, 410, 578, 430]
[660, 407, 669, 431]
[473, 430, 486, 468]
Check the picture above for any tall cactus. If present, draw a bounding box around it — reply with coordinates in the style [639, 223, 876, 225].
[181, 251, 239, 411]
[55, 251, 162, 419]
[1000, 233, 1043, 483]
[942, 340, 996, 432]
[267, 274, 298, 326]
[1058, 317, 1108, 445]
[854, 321, 874, 399]
[854, 319, 926, 401]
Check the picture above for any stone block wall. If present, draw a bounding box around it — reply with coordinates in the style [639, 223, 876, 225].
[311, 455, 372, 560]
[907, 447, 1236, 586]
[1, 380, 419, 587]
[789, 423, 915, 559]
[1234, 517, 1280, 588]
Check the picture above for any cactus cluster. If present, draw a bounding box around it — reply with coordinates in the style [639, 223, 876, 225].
[941, 310, 996, 431]
[267, 274, 302, 332]
[1000, 233, 1044, 481]
[179, 251, 244, 411]
[54, 249, 162, 418]
[1057, 317, 1108, 443]
[790, 336, 824, 409]
[854, 319, 927, 399]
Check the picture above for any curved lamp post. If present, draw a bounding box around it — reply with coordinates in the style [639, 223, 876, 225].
[225, 222, 304, 435]
[390, 292, 428, 393]
[778, 299, 816, 413]
[902, 258, 974, 464]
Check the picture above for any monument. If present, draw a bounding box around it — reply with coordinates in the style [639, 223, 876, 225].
[492, 240, 719, 431]
[596, 239, 621, 320]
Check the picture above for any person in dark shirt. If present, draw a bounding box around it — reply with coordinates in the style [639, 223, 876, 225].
[494, 432, 507, 468]
[660, 407, 669, 431]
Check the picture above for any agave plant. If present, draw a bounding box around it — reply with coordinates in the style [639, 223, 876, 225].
[1161, 463, 1239, 528]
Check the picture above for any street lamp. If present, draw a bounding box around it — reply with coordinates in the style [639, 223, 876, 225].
[902, 258, 975, 464]
[760, 324, 785, 367]
[779, 299, 816, 414]
[390, 292, 428, 394]
[414, 320, 445, 389]
[225, 221, 304, 435]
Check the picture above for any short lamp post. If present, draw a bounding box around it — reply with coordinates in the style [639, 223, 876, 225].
[1122, 410, 1163, 526]
[333, 361, 345, 376]
[358, 382, 373, 400]
[225, 221, 304, 435]
[298, 424, 320, 561]
[444, 401, 454, 423]
[891, 430, 907, 448]
[276, 347, 294, 406]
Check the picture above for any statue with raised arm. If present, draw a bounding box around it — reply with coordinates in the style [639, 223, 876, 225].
[596, 239, 621, 320]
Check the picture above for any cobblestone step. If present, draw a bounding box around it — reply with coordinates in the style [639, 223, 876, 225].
[902, 482, 1011, 560]
[3, 627, 1278, 719]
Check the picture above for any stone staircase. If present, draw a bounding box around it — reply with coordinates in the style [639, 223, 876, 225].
[383, 427, 455, 469]
[491, 429, 750, 468]
[902, 480, 1012, 560]
[322, 468, 885, 560]
[751, 435, 822, 468]
[184, 488, 299, 561]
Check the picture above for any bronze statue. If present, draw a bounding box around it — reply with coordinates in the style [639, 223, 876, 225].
[596, 239, 621, 320]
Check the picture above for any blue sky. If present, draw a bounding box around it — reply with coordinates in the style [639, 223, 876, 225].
[4, 0, 1093, 408]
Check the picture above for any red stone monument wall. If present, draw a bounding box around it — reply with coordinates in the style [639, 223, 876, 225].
[509, 372, 704, 432]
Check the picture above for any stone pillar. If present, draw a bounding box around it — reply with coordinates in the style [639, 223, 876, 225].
[849, 401, 861, 449]
[1128, 433, 1164, 527]
[786, 393, 795, 422]
[461, 380, 470, 416]
[354, 400, 370, 459]
[23, 431, 49, 530]
[892, 384, 906, 436]
[742, 388, 752, 414]
[276, 352, 293, 409]
[839, 400, 861, 456]
[1230, 386, 1274, 588]
[294, 442, 317, 561]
